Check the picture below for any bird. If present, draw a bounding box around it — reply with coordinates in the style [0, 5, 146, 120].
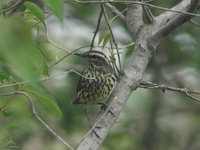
[73, 50, 117, 105]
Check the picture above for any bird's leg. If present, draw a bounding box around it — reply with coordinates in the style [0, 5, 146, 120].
[98, 102, 116, 117]
[98, 102, 107, 110]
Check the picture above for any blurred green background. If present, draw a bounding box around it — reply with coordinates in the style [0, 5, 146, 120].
[0, 0, 200, 150]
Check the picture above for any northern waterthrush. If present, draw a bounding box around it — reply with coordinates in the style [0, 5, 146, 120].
[73, 50, 117, 105]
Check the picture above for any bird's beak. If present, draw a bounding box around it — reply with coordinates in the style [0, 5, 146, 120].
[74, 53, 90, 62]
[74, 53, 85, 58]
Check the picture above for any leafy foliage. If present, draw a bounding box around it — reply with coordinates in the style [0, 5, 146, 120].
[0, 19, 43, 81]
[28, 90, 62, 118]
[98, 30, 111, 47]
[44, 0, 64, 20]
[24, 1, 47, 29]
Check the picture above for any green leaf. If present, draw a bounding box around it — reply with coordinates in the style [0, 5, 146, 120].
[44, 0, 64, 20]
[24, 2, 46, 29]
[7, 139, 18, 148]
[0, 19, 47, 84]
[1, 110, 12, 118]
[5, 125, 22, 131]
[103, 32, 111, 47]
[29, 90, 62, 118]
[42, 60, 49, 76]
[98, 31, 111, 47]
[0, 71, 10, 83]
[98, 31, 109, 45]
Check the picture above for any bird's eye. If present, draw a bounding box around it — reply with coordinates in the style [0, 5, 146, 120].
[93, 57, 98, 60]
[91, 56, 98, 61]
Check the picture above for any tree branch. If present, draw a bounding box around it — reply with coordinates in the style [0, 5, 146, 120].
[139, 80, 200, 102]
[152, 0, 200, 40]
[139, 0, 154, 23]
[74, 0, 200, 149]
[126, 2, 144, 38]
[104, 3, 125, 22]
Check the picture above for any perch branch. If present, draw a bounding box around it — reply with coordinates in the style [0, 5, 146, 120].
[139, 80, 200, 102]
[104, 3, 125, 22]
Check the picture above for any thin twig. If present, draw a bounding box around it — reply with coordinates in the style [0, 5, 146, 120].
[2, 0, 25, 16]
[90, 9, 103, 51]
[0, 69, 95, 89]
[12, 11, 51, 17]
[49, 45, 90, 67]
[41, 70, 94, 82]
[0, 81, 28, 89]
[70, 69, 95, 80]
[33, 12, 53, 27]
[139, 80, 200, 102]
[94, 42, 135, 50]
[101, 4, 122, 72]
[139, 0, 154, 23]
[104, 3, 125, 22]
[0, 91, 74, 149]
[109, 8, 127, 23]
[72, 0, 154, 4]
[190, 19, 200, 27]
[72, 0, 200, 18]
[47, 38, 71, 53]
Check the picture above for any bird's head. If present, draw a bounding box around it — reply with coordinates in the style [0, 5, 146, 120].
[75, 50, 111, 67]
